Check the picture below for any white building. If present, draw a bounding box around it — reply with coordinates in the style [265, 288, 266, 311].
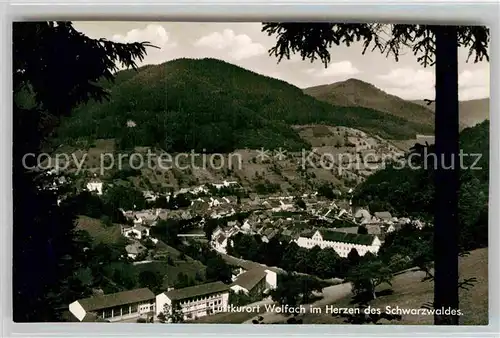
[212, 180, 239, 189]
[156, 282, 230, 321]
[213, 233, 228, 254]
[354, 208, 372, 224]
[69, 288, 155, 322]
[191, 185, 208, 195]
[373, 211, 393, 224]
[227, 264, 278, 294]
[241, 220, 253, 234]
[121, 224, 150, 240]
[295, 229, 381, 258]
[143, 191, 159, 202]
[208, 197, 223, 208]
[86, 178, 103, 195]
[230, 268, 268, 295]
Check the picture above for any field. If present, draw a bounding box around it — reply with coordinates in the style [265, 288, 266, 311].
[269, 247, 488, 325]
[135, 260, 207, 289]
[75, 216, 207, 289]
[43, 122, 408, 194]
[75, 215, 123, 244]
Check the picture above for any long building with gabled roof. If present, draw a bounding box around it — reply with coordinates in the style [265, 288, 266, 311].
[155, 281, 230, 321]
[295, 228, 381, 257]
[69, 288, 156, 322]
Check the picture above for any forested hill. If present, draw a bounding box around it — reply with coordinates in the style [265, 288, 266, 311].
[52, 58, 433, 153]
[353, 120, 489, 251]
[304, 78, 436, 128]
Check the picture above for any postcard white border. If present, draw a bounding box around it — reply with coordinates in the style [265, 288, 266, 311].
[1, 1, 499, 337]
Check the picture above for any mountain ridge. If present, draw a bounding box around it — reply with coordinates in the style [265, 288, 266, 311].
[412, 98, 489, 128]
[52, 58, 433, 153]
[303, 78, 437, 129]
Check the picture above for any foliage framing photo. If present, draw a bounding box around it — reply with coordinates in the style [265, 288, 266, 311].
[13, 21, 154, 322]
[262, 22, 489, 325]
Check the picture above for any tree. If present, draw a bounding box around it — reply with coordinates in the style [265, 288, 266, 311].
[174, 272, 191, 289]
[159, 302, 184, 323]
[357, 226, 368, 235]
[205, 255, 232, 284]
[100, 215, 112, 227]
[13, 21, 152, 321]
[315, 247, 340, 278]
[294, 197, 306, 210]
[347, 248, 361, 266]
[103, 185, 147, 211]
[262, 22, 489, 325]
[270, 273, 301, 308]
[317, 183, 337, 200]
[152, 219, 180, 246]
[346, 259, 393, 301]
[138, 270, 163, 294]
[203, 218, 219, 241]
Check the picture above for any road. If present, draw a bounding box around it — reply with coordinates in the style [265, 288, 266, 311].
[243, 281, 353, 324]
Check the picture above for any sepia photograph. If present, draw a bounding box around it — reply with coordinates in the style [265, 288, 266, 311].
[13, 21, 489, 326]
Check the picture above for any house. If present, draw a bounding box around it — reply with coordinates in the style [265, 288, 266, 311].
[122, 224, 150, 240]
[365, 223, 382, 235]
[240, 220, 254, 234]
[156, 282, 230, 321]
[86, 177, 103, 195]
[210, 206, 235, 219]
[386, 223, 403, 233]
[374, 211, 393, 223]
[412, 220, 425, 230]
[222, 196, 238, 205]
[143, 191, 159, 202]
[278, 229, 293, 243]
[157, 210, 169, 221]
[134, 209, 160, 225]
[248, 194, 261, 205]
[175, 188, 190, 196]
[319, 208, 335, 220]
[334, 226, 359, 234]
[279, 200, 294, 211]
[212, 180, 239, 189]
[295, 229, 381, 258]
[213, 233, 228, 254]
[230, 268, 268, 296]
[208, 198, 222, 209]
[211, 226, 225, 239]
[69, 288, 155, 322]
[337, 209, 349, 218]
[354, 208, 371, 223]
[220, 254, 278, 292]
[268, 200, 282, 212]
[126, 242, 147, 259]
[191, 199, 210, 214]
[121, 226, 141, 240]
[191, 185, 208, 195]
[261, 228, 278, 243]
[180, 210, 192, 220]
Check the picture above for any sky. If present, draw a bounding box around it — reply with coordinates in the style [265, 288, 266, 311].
[74, 22, 490, 101]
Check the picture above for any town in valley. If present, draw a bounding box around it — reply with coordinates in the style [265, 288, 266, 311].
[13, 21, 490, 326]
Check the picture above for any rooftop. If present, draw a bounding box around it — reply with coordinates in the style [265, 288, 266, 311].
[126, 243, 146, 255]
[231, 268, 267, 291]
[75, 288, 155, 312]
[301, 229, 377, 246]
[374, 211, 393, 220]
[164, 281, 229, 301]
[220, 253, 263, 271]
[333, 226, 359, 234]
